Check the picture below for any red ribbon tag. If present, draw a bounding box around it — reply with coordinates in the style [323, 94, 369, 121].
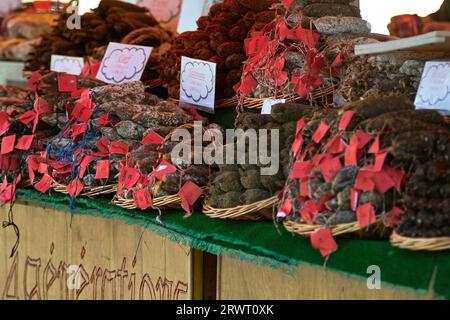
[34, 96, 51, 115]
[388, 207, 405, 228]
[72, 103, 92, 123]
[319, 156, 342, 183]
[300, 179, 309, 197]
[355, 170, 375, 192]
[291, 135, 303, 157]
[153, 161, 177, 181]
[300, 201, 319, 224]
[368, 136, 380, 154]
[110, 141, 129, 155]
[97, 114, 111, 127]
[344, 135, 359, 166]
[67, 179, 84, 197]
[0, 112, 10, 136]
[312, 121, 329, 144]
[237, 74, 258, 95]
[26, 71, 41, 90]
[133, 188, 153, 210]
[372, 170, 395, 194]
[58, 74, 78, 93]
[356, 203, 376, 229]
[355, 130, 371, 149]
[95, 160, 110, 180]
[179, 181, 203, 216]
[291, 161, 313, 179]
[296, 118, 305, 136]
[34, 174, 53, 193]
[339, 111, 354, 131]
[141, 130, 164, 145]
[17, 110, 36, 125]
[79, 155, 95, 178]
[384, 166, 405, 192]
[123, 167, 141, 190]
[72, 123, 86, 138]
[15, 135, 34, 151]
[1, 135, 16, 155]
[311, 228, 338, 257]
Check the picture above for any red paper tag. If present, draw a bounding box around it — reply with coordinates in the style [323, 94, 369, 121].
[179, 181, 203, 215]
[344, 135, 359, 166]
[372, 170, 395, 194]
[1, 135, 16, 154]
[300, 179, 309, 197]
[319, 156, 342, 182]
[277, 199, 293, 219]
[72, 123, 86, 138]
[356, 203, 376, 229]
[384, 166, 405, 192]
[312, 121, 329, 144]
[17, 110, 36, 125]
[34, 96, 51, 115]
[331, 52, 343, 68]
[282, 0, 293, 8]
[388, 207, 405, 228]
[339, 111, 354, 131]
[0, 112, 10, 136]
[79, 155, 95, 178]
[355, 170, 375, 192]
[34, 174, 52, 193]
[15, 135, 34, 151]
[72, 103, 92, 123]
[355, 130, 371, 149]
[110, 141, 129, 155]
[26, 71, 41, 90]
[95, 160, 110, 180]
[123, 167, 141, 190]
[291, 161, 313, 179]
[133, 188, 153, 210]
[67, 178, 84, 197]
[368, 136, 380, 154]
[350, 188, 359, 211]
[311, 228, 338, 257]
[237, 74, 258, 95]
[58, 74, 78, 93]
[291, 136, 303, 157]
[141, 130, 164, 145]
[97, 114, 111, 126]
[34, 1, 52, 11]
[153, 161, 177, 181]
[96, 136, 110, 154]
[373, 151, 388, 172]
[300, 201, 318, 224]
[324, 135, 346, 155]
[295, 118, 305, 137]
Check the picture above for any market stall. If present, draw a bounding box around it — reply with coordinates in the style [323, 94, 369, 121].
[1, 0, 450, 301]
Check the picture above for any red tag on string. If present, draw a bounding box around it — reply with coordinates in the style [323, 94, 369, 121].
[311, 228, 337, 257]
[72, 103, 92, 123]
[58, 74, 77, 93]
[34, 96, 51, 115]
[15, 135, 34, 151]
[1, 135, 16, 154]
[339, 111, 354, 131]
[133, 188, 153, 210]
[123, 167, 141, 190]
[34, 174, 53, 193]
[110, 141, 129, 155]
[355, 170, 375, 192]
[300, 201, 318, 224]
[312, 121, 329, 144]
[34, 1, 52, 11]
[344, 135, 359, 166]
[331, 53, 343, 68]
[79, 155, 95, 178]
[72, 123, 86, 138]
[372, 170, 395, 194]
[296, 118, 305, 136]
[96, 137, 110, 154]
[67, 178, 84, 197]
[0, 112, 10, 136]
[291, 136, 303, 157]
[282, 0, 293, 8]
[97, 114, 111, 126]
[356, 203, 376, 229]
[368, 136, 380, 154]
[153, 161, 177, 181]
[237, 74, 258, 95]
[141, 130, 164, 145]
[17, 110, 36, 125]
[95, 160, 110, 180]
[384, 166, 405, 192]
[26, 71, 41, 90]
[388, 207, 405, 228]
[291, 161, 313, 179]
[179, 181, 203, 216]
[355, 130, 371, 149]
[319, 156, 342, 182]
[300, 179, 309, 197]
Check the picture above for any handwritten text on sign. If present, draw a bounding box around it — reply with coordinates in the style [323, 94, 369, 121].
[50, 55, 84, 75]
[415, 61, 450, 114]
[180, 56, 216, 113]
[96, 43, 153, 84]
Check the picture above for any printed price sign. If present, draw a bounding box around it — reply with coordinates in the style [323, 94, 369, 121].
[180, 56, 216, 113]
[51, 55, 84, 76]
[96, 43, 153, 84]
[415, 61, 450, 114]
[261, 98, 286, 115]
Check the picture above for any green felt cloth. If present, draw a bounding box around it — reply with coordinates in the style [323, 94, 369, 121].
[13, 189, 450, 299]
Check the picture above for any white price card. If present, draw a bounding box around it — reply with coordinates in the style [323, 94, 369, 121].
[50, 55, 84, 75]
[261, 99, 286, 115]
[180, 56, 216, 113]
[96, 42, 153, 84]
[415, 61, 450, 114]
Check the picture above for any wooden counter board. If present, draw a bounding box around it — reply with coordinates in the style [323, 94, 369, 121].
[217, 255, 432, 300]
[0, 201, 202, 300]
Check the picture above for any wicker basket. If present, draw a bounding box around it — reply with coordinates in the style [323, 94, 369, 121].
[241, 86, 335, 110]
[284, 215, 386, 237]
[52, 181, 117, 197]
[390, 231, 450, 251]
[112, 193, 183, 210]
[171, 96, 238, 109]
[203, 197, 277, 221]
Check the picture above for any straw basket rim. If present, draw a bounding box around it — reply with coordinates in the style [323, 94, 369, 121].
[52, 181, 117, 197]
[283, 215, 384, 237]
[390, 231, 450, 251]
[203, 196, 277, 221]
